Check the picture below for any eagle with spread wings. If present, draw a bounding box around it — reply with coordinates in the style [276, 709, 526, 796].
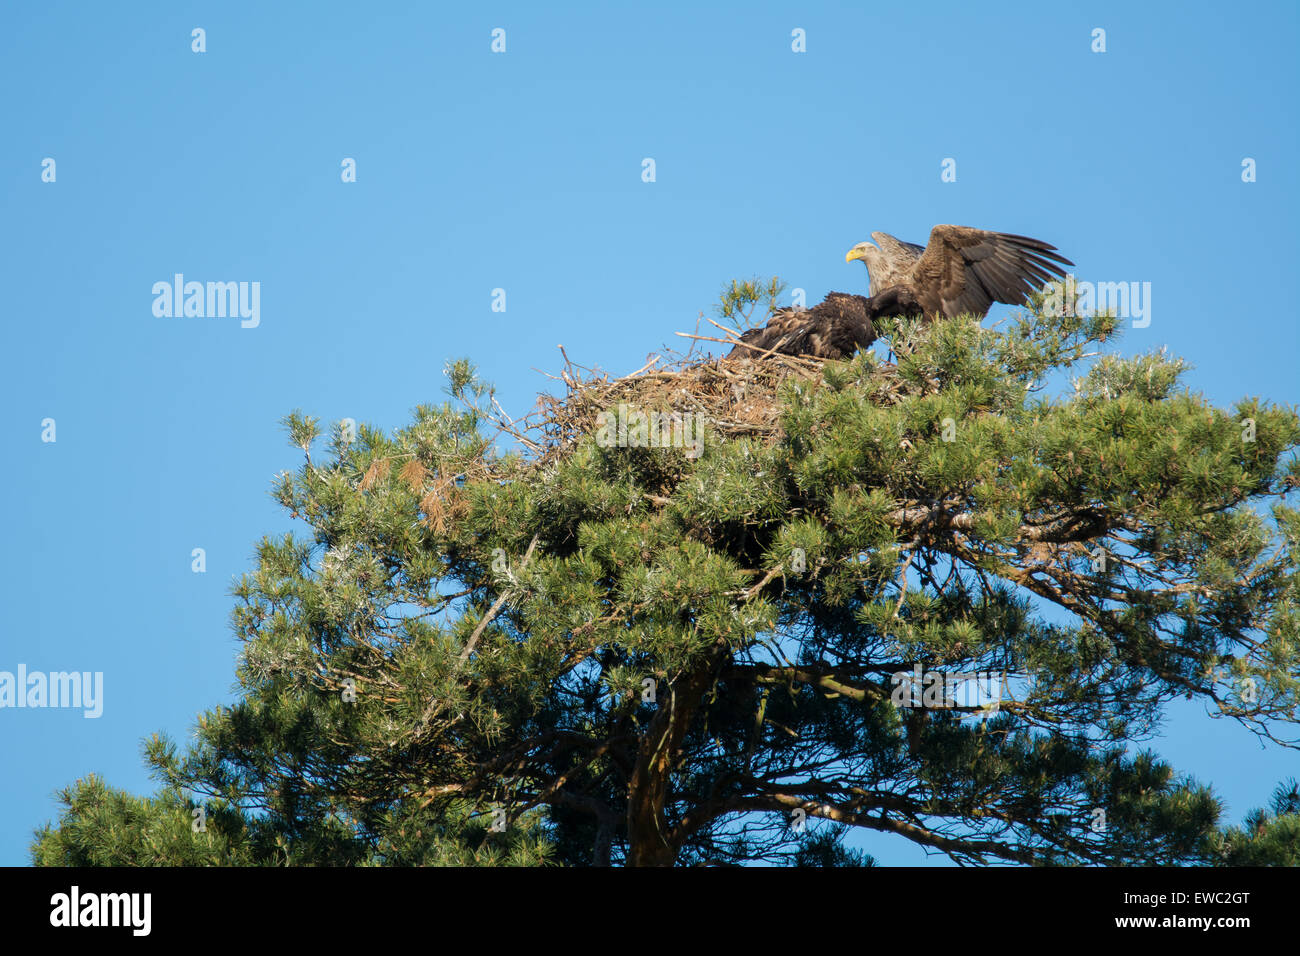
[727, 225, 1073, 361]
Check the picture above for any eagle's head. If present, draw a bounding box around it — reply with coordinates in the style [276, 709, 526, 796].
[845, 241, 881, 272]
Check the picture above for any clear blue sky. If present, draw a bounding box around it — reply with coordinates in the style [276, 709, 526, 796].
[2, 1, 1296, 866]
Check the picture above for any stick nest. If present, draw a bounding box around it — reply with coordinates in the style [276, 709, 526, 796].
[482, 336, 832, 470]
[486, 333, 902, 470]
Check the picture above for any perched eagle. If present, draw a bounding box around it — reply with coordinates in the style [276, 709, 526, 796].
[727, 225, 1072, 361]
[846, 225, 1073, 320]
[726, 292, 876, 361]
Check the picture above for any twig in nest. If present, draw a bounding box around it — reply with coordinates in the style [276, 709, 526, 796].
[672, 331, 824, 370]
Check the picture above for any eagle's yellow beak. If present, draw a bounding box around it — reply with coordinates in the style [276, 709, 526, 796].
[845, 248, 866, 263]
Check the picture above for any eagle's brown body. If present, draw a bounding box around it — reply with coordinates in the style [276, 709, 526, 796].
[726, 292, 876, 361]
[729, 225, 1073, 361]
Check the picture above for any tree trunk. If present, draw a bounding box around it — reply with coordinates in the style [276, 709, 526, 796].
[624, 656, 718, 866]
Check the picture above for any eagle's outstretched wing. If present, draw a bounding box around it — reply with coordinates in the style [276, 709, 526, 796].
[911, 225, 1074, 318]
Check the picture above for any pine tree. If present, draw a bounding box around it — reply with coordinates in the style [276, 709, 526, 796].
[33, 288, 1300, 867]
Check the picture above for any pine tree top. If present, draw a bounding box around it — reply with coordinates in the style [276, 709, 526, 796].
[34, 289, 1300, 867]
